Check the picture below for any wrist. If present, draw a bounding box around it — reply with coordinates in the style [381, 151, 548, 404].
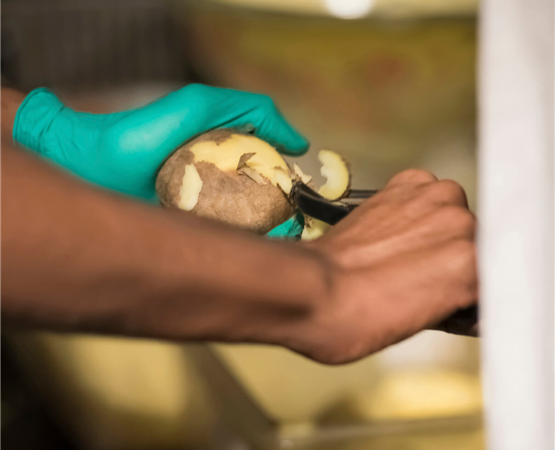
[238, 241, 339, 350]
[251, 245, 337, 347]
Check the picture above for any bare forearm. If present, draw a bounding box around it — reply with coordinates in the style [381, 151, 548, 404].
[1, 145, 331, 345]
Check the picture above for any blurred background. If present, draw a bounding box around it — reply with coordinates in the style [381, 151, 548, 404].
[1, 0, 482, 449]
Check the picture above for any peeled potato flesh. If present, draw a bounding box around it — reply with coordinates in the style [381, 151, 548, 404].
[301, 217, 331, 241]
[178, 165, 203, 211]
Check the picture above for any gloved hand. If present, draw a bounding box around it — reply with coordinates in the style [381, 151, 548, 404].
[13, 84, 309, 238]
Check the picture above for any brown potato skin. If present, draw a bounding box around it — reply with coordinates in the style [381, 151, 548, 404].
[156, 130, 295, 234]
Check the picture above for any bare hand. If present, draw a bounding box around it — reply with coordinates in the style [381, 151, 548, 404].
[289, 169, 478, 364]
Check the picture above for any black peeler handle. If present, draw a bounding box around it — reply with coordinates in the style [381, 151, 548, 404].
[292, 184, 378, 226]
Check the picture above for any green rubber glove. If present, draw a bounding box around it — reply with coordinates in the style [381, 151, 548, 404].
[13, 84, 309, 238]
[267, 212, 305, 240]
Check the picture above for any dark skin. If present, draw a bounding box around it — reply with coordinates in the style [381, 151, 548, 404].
[1, 89, 477, 365]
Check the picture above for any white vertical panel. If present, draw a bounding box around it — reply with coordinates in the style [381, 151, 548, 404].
[479, 0, 554, 449]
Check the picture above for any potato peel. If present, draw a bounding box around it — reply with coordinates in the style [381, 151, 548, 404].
[318, 150, 351, 201]
[237, 152, 256, 169]
[293, 163, 312, 185]
[238, 165, 268, 186]
[237, 152, 269, 186]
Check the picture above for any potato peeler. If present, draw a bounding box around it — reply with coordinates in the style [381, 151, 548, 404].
[293, 182, 479, 334]
[291, 182, 378, 226]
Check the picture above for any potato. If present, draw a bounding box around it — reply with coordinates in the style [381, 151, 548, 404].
[156, 129, 353, 236]
[156, 129, 295, 234]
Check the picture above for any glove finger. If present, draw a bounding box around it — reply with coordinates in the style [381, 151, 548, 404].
[266, 213, 305, 240]
[252, 110, 310, 156]
[210, 90, 310, 156]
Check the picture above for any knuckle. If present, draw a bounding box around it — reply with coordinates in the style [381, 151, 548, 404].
[439, 179, 467, 201]
[434, 205, 476, 234]
[458, 209, 476, 234]
[425, 179, 467, 204]
[445, 239, 476, 271]
[454, 238, 475, 257]
[446, 239, 478, 305]
[434, 239, 478, 311]
[393, 168, 438, 185]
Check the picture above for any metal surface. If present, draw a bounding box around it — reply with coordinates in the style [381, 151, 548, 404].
[190, 345, 483, 450]
[189, 345, 278, 450]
